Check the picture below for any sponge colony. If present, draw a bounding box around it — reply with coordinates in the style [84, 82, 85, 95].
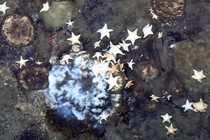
[18, 66, 49, 91]
[1, 14, 34, 47]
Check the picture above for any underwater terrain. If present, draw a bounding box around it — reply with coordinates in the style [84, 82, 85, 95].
[0, 0, 210, 140]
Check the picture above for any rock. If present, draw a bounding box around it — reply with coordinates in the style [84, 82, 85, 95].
[0, 67, 24, 139]
[41, 1, 74, 28]
[172, 39, 210, 93]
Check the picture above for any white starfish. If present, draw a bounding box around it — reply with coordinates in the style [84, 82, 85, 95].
[150, 94, 160, 102]
[182, 99, 194, 112]
[97, 23, 113, 39]
[142, 23, 153, 38]
[99, 112, 109, 123]
[119, 40, 131, 52]
[161, 113, 172, 123]
[105, 74, 120, 90]
[40, 1, 50, 12]
[79, 59, 88, 68]
[93, 40, 101, 48]
[16, 56, 29, 68]
[149, 8, 158, 20]
[158, 32, 163, 39]
[60, 54, 73, 64]
[127, 59, 135, 70]
[125, 29, 141, 45]
[191, 69, 206, 83]
[0, 2, 9, 15]
[66, 20, 74, 27]
[67, 32, 81, 44]
[91, 61, 111, 77]
[92, 52, 103, 61]
[108, 42, 124, 57]
[167, 95, 172, 100]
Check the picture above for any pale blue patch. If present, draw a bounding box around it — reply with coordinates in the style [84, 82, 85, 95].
[47, 54, 121, 121]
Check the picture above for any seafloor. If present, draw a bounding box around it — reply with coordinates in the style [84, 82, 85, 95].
[0, 0, 210, 140]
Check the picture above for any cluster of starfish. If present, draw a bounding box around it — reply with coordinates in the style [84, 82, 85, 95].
[15, 56, 42, 68]
[91, 22, 154, 89]
[161, 113, 177, 135]
[150, 86, 208, 135]
[148, 8, 208, 135]
[65, 25, 124, 92]
[159, 97, 208, 135]
[54, 19, 154, 94]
